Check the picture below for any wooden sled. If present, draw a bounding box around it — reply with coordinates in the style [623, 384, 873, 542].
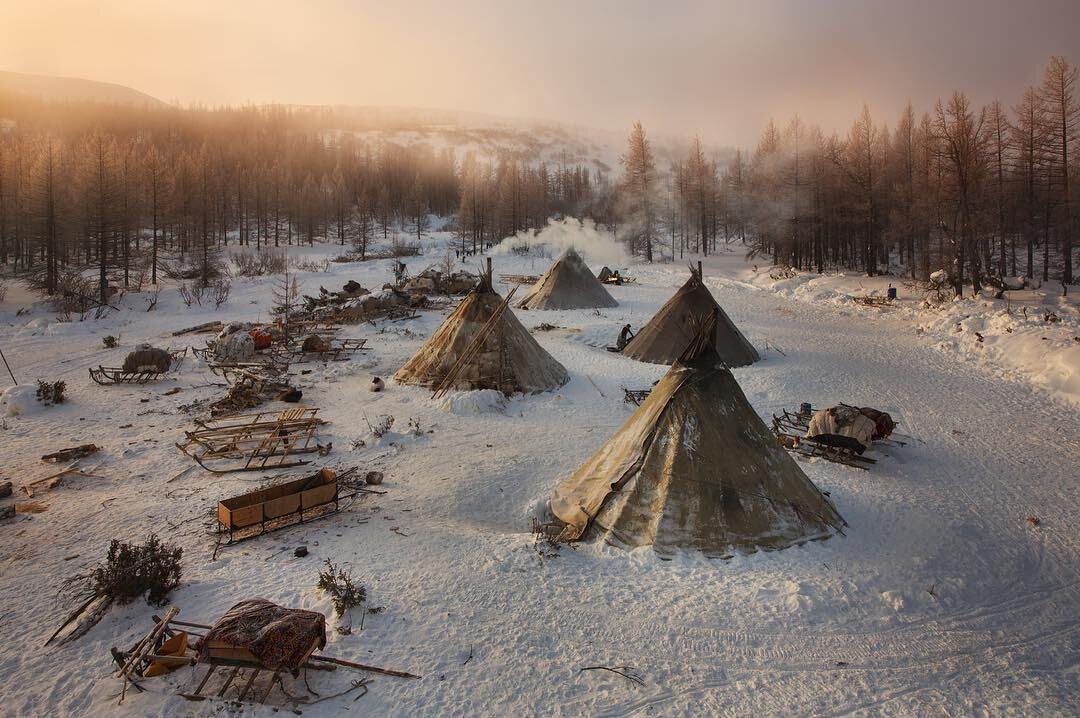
[773, 430, 876, 469]
[623, 388, 651, 405]
[211, 357, 291, 384]
[111, 609, 419, 710]
[771, 406, 898, 469]
[215, 467, 358, 544]
[202, 342, 292, 373]
[176, 407, 328, 473]
[287, 318, 342, 333]
[498, 274, 539, 286]
[289, 338, 368, 362]
[775, 405, 907, 447]
[89, 348, 188, 385]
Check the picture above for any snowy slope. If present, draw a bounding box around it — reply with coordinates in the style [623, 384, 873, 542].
[740, 264, 1080, 408]
[0, 234, 1077, 716]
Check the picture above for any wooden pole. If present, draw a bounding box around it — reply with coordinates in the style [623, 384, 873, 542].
[117, 606, 180, 680]
[0, 347, 16, 385]
[307, 654, 421, 679]
[697, 260, 702, 277]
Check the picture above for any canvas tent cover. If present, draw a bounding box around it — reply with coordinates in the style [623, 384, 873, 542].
[551, 316, 842, 557]
[395, 284, 569, 394]
[622, 270, 758, 367]
[516, 248, 618, 310]
[195, 599, 326, 673]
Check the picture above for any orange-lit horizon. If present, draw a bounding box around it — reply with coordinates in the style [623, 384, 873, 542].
[1, 0, 1078, 145]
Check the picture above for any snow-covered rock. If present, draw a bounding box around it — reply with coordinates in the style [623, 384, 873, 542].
[1, 384, 43, 416]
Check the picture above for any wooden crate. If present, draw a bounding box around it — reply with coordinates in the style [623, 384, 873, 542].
[217, 468, 339, 541]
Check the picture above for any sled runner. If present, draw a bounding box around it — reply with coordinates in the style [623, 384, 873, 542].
[89, 348, 187, 385]
[176, 407, 328, 473]
[287, 337, 368, 362]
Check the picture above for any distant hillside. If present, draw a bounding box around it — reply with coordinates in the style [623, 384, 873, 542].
[0, 70, 164, 107]
[0, 71, 730, 169]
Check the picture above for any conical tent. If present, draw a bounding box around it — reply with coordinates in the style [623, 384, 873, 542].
[516, 248, 618, 310]
[622, 266, 758, 367]
[395, 275, 569, 395]
[550, 312, 843, 557]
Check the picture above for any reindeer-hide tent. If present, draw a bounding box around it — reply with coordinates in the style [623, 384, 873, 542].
[516, 248, 618, 310]
[550, 312, 843, 557]
[395, 272, 569, 395]
[622, 265, 758, 367]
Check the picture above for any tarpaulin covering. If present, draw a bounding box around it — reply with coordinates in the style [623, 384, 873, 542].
[122, 346, 172, 373]
[196, 599, 326, 673]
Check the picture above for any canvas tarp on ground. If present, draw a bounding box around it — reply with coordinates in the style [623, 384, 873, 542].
[551, 314, 842, 557]
[622, 269, 758, 367]
[395, 284, 569, 394]
[516, 248, 618, 310]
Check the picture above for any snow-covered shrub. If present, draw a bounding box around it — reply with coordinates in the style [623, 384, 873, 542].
[36, 379, 66, 406]
[211, 279, 231, 309]
[365, 414, 395, 438]
[88, 534, 183, 606]
[291, 257, 331, 273]
[316, 560, 366, 617]
[230, 249, 286, 277]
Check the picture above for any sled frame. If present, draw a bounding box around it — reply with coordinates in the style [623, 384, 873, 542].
[176, 407, 327, 473]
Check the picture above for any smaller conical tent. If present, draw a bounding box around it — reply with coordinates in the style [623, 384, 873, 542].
[622, 264, 758, 367]
[550, 312, 843, 557]
[516, 248, 618, 310]
[395, 268, 569, 395]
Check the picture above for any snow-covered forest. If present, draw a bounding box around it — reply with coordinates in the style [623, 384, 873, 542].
[2, 56, 1077, 305]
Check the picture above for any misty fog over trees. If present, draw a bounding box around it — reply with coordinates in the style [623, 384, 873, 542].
[623, 56, 1077, 297]
[0, 56, 1075, 301]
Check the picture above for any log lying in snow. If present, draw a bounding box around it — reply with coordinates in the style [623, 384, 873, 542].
[172, 321, 224, 336]
[41, 444, 100, 463]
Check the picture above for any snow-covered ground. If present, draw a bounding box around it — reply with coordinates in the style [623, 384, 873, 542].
[739, 261, 1080, 409]
[0, 232, 1077, 716]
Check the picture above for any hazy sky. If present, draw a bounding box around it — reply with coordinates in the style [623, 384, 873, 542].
[1, 0, 1077, 147]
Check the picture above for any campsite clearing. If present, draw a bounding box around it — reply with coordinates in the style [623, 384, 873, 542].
[0, 238, 1076, 716]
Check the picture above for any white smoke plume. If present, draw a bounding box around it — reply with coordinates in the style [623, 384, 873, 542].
[491, 217, 629, 267]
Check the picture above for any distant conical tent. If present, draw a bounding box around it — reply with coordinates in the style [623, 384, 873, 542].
[622, 264, 758, 367]
[550, 312, 843, 557]
[395, 268, 569, 395]
[516, 248, 618, 310]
